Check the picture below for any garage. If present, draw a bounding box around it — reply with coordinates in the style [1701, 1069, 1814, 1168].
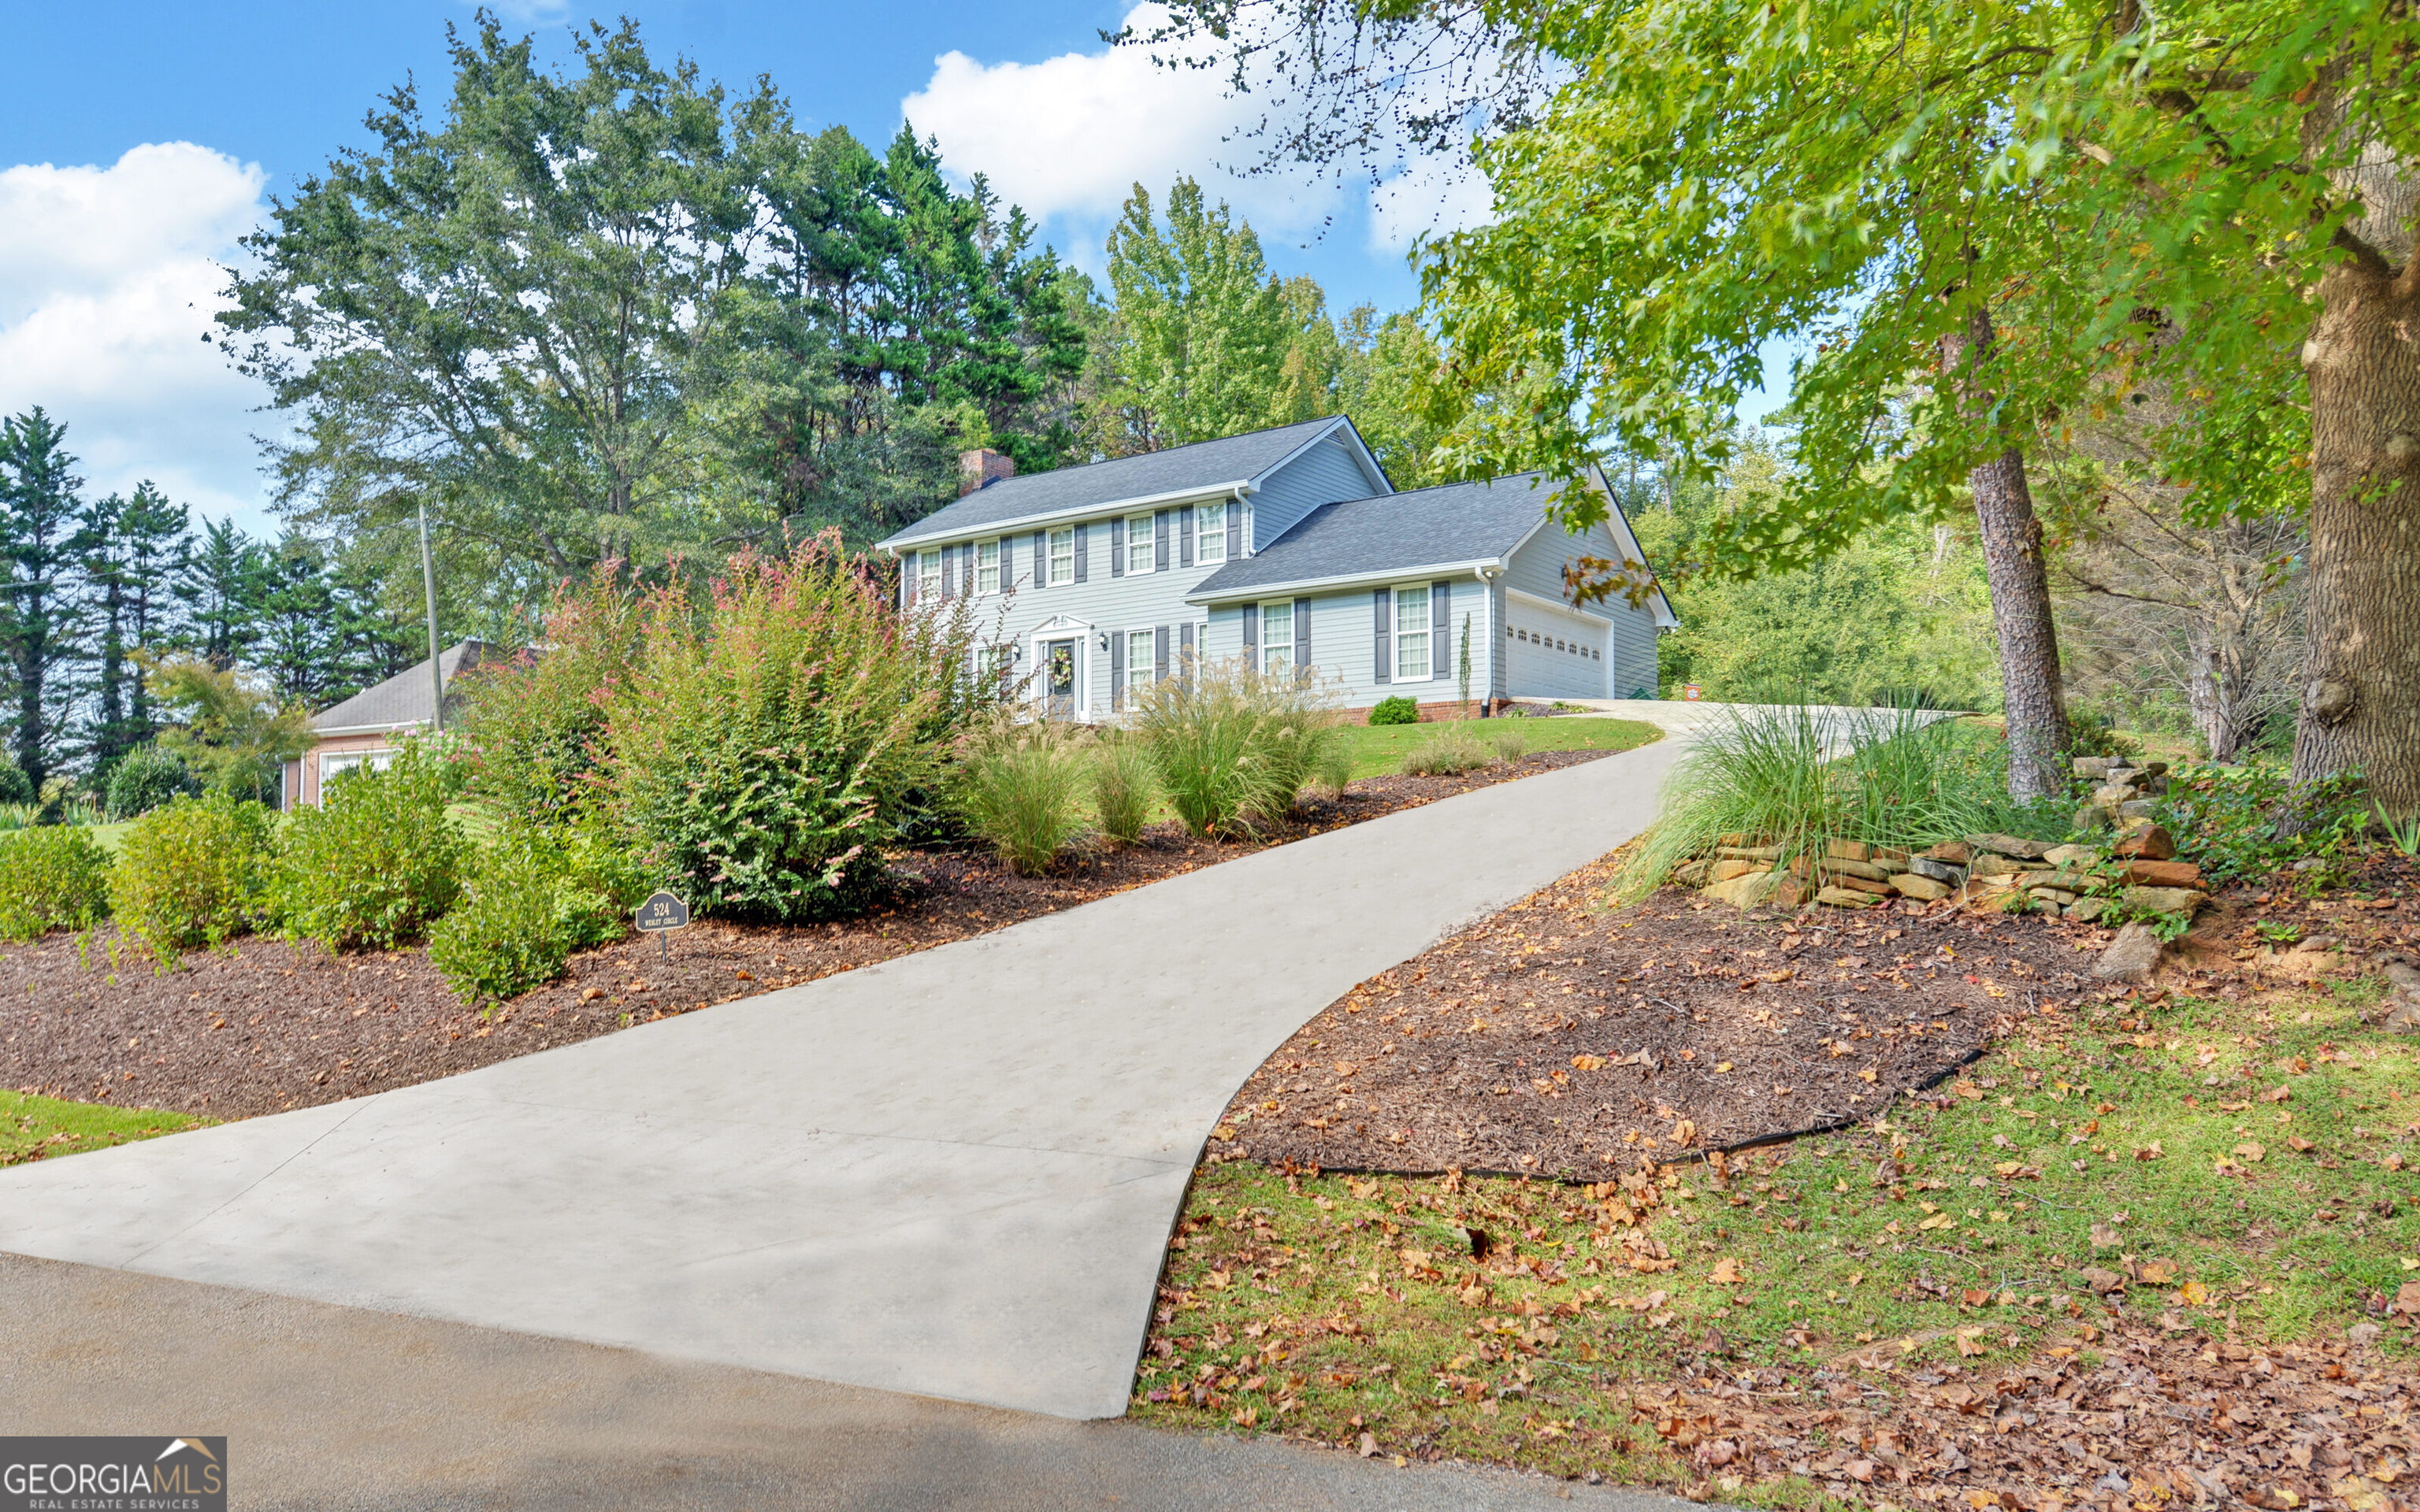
[1505, 596, 1610, 700]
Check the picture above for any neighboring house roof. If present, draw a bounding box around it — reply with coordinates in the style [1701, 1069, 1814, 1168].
[309, 639, 499, 735]
[875, 417, 1381, 552]
[1186, 473, 1559, 602]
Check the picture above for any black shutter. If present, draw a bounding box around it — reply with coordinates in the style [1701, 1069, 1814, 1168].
[1074, 523, 1089, 583]
[1432, 580, 1452, 678]
[1110, 630, 1126, 710]
[1154, 625, 1170, 684]
[1228, 502, 1244, 560]
[1242, 603, 1259, 666]
[1109, 517, 1124, 578]
[1032, 531, 1046, 590]
[942, 545, 958, 600]
[904, 552, 919, 607]
[1372, 587, 1391, 684]
[1154, 510, 1170, 572]
[1295, 597, 1312, 669]
[1178, 505, 1194, 569]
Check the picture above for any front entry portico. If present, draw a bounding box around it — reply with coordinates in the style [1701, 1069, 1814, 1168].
[1026, 615, 1095, 720]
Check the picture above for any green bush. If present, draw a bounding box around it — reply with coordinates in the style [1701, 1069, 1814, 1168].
[429, 824, 648, 1003]
[0, 825, 113, 941]
[458, 570, 644, 828]
[0, 761, 32, 806]
[273, 742, 470, 951]
[952, 718, 1095, 875]
[604, 538, 993, 921]
[108, 794, 277, 965]
[1134, 661, 1345, 837]
[1368, 695, 1419, 726]
[1092, 736, 1157, 846]
[105, 743, 202, 821]
[1401, 728, 1494, 776]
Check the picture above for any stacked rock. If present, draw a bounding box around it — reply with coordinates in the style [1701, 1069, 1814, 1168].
[2073, 754, 2169, 830]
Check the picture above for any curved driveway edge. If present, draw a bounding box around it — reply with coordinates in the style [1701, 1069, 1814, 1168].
[0, 736, 1683, 1421]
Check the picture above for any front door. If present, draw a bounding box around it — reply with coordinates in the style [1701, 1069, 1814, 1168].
[1044, 638, 1078, 720]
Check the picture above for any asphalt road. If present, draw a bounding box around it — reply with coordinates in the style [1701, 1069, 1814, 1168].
[0, 1254, 1722, 1512]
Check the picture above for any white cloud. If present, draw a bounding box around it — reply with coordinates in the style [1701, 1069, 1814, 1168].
[901, 5, 1339, 252]
[0, 143, 276, 528]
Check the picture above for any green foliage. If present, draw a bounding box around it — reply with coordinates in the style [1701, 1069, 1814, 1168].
[1312, 737, 1356, 798]
[1616, 706, 2050, 902]
[1091, 736, 1157, 846]
[2384, 810, 2420, 861]
[107, 794, 277, 967]
[2153, 764, 2370, 888]
[1488, 724, 1531, 762]
[2066, 711, 2143, 762]
[458, 569, 644, 827]
[273, 742, 469, 951]
[1400, 728, 1494, 776]
[0, 762, 30, 806]
[429, 823, 646, 1003]
[604, 537, 991, 921]
[0, 825, 113, 941]
[104, 743, 202, 821]
[1133, 661, 1345, 837]
[1368, 696, 1419, 727]
[950, 718, 1097, 876]
[148, 654, 315, 803]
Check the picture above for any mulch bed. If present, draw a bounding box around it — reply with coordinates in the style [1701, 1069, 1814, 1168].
[0, 750, 1617, 1124]
[1209, 859, 2106, 1180]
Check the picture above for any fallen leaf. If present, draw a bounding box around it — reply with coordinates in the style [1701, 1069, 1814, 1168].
[2180, 1280, 2210, 1305]
[2091, 1222, 2121, 1248]
[2234, 1141, 2266, 1162]
[2133, 1140, 2165, 1162]
[1709, 1257, 1746, 1284]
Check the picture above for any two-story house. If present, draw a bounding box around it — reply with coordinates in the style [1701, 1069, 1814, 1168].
[875, 417, 1676, 718]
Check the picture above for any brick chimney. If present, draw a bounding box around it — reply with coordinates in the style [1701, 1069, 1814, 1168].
[959, 448, 1015, 497]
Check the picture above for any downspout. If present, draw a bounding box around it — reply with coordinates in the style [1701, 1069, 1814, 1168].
[1475, 564, 1505, 717]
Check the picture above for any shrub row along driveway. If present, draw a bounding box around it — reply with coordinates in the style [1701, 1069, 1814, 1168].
[0, 737, 1680, 1421]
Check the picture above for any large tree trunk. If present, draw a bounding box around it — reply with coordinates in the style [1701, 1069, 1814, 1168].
[1948, 306, 2073, 802]
[2296, 254, 2420, 817]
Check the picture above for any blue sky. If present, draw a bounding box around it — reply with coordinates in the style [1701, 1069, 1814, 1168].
[1, 0, 1468, 536]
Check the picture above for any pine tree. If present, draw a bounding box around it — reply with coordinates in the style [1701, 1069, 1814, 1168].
[80, 491, 135, 773]
[174, 517, 266, 670]
[115, 480, 190, 743]
[0, 408, 93, 788]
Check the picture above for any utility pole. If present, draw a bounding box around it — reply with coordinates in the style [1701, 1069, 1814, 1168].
[418, 499, 444, 734]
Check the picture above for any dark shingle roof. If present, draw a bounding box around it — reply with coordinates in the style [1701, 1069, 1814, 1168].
[310, 640, 499, 732]
[1187, 473, 1553, 598]
[876, 418, 1351, 550]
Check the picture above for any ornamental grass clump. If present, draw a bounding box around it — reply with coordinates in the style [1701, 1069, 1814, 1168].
[1399, 727, 1495, 776]
[108, 793, 277, 966]
[0, 825, 113, 941]
[1134, 659, 1345, 837]
[1091, 734, 1158, 846]
[1613, 702, 2047, 904]
[272, 741, 470, 951]
[603, 535, 995, 921]
[951, 717, 1096, 875]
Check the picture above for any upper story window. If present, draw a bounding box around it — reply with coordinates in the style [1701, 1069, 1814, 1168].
[918, 551, 943, 602]
[1197, 501, 1227, 565]
[1126, 513, 1154, 574]
[1260, 599, 1293, 676]
[975, 538, 1000, 594]
[1394, 584, 1431, 681]
[1048, 527, 1075, 587]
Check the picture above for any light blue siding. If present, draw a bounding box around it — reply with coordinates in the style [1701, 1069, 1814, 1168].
[1250, 434, 1386, 550]
[1205, 573, 1501, 713]
[1501, 517, 1664, 700]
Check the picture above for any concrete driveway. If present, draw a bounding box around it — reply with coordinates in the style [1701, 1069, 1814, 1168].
[0, 737, 1683, 1423]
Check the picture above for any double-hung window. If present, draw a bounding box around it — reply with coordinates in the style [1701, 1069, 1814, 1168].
[918, 551, 943, 603]
[975, 538, 1000, 594]
[1126, 628, 1156, 699]
[1126, 513, 1154, 574]
[1260, 599, 1294, 676]
[1048, 527, 1075, 586]
[1394, 584, 1431, 681]
[1197, 501, 1227, 565]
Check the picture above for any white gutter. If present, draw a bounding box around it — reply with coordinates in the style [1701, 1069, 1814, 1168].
[879, 479, 1261, 558]
[1183, 556, 1509, 606]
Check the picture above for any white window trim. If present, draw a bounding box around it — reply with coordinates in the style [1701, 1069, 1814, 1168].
[1124, 625, 1158, 700]
[1126, 513, 1155, 576]
[918, 551, 944, 602]
[976, 538, 1001, 595]
[1393, 583, 1433, 684]
[1048, 526, 1075, 587]
[1197, 500, 1227, 565]
[1259, 598, 1294, 676]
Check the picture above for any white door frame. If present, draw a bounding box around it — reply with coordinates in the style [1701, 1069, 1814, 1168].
[1027, 615, 1095, 721]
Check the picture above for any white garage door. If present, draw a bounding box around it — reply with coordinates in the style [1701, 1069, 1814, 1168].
[1506, 601, 1609, 700]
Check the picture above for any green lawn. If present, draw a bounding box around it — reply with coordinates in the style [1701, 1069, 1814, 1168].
[1135, 975, 2419, 1488]
[1, 1090, 209, 1166]
[1334, 715, 1663, 780]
